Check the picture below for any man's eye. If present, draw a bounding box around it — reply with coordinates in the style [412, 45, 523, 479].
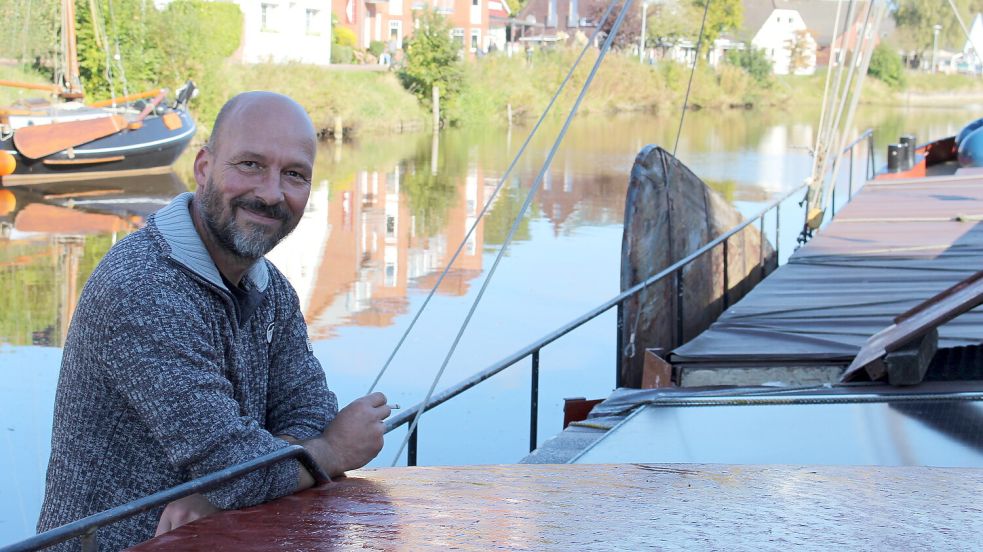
[285, 170, 310, 183]
[238, 161, 260, 170]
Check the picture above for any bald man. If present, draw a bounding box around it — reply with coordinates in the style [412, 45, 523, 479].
[37, 92, 389, 550]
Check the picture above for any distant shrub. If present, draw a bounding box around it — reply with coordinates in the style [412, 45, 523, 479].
[369, 40, 386, 58]
[868, 43, 906, 90]
[724, 47, 772, 85]
[398, 9, 462, 123]
[331, 45, 354, 64]
[335, 27, 357, 48]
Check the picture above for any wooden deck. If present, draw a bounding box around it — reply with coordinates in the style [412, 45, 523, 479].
[129, 463, 983, 550]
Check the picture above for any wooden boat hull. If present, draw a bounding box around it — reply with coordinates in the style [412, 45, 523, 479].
[0, 110, 196, 186]
[619, 145, 774, 388]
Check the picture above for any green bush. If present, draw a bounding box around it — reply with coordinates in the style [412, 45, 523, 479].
[335, 27, 357, 48]
[398, 9, 462, 124]
[868, 43, 906, 90]
[331, 45, 354, 64]
[724, 47, 772, 85]
[369, 40, 386, 58]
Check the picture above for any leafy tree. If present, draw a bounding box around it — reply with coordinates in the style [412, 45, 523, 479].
[156, 1, 242, 85]
[0, 0, 60, 76]
[868, 42, 907, 89]
[585, 1, 642, 50]
[74, 0, 164, 98]
[646, 1, 700, 50]
[788, 29, 813, 74]
[692, 0, 742, 60]
[335, 27, 357, 48]
[398, 10, 462, 124]
[893, 0, 983, 57]
[70, 0, 241, 103]
[504, 0, 528, 13]
[724, 47, 772, 84]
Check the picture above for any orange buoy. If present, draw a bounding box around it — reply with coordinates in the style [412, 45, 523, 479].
[0, 150, 16, 176]
[0, 189, 15, 216]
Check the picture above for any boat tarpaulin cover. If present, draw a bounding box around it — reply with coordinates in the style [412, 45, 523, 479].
[672, 175, 983, 364]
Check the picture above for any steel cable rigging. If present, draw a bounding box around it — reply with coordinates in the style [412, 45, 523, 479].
[364, 0, 623, 398]
[381, 0, 642, 466]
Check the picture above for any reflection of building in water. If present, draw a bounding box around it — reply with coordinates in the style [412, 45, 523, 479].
[536, 159, 629, 235]
[757, 124, 815, 193]
[269, 163, 486, 340]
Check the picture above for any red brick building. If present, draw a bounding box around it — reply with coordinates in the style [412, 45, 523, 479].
[332, 0, 504, 57]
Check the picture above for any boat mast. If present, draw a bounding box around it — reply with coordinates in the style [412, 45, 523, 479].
[61, 0, 84, 99]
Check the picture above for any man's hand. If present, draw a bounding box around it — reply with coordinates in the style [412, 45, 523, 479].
[298, 392, 390, 487]
[155, 493, 219, 536]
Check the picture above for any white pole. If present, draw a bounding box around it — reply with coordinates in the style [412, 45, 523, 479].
[639, 1, 648, 63]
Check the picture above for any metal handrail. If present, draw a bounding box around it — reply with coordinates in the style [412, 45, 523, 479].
[386, 129, 876, 464]
[5, 446, 329, 552]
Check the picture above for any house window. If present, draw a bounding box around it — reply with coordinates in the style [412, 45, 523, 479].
[471, 29, 480, 52]
[306, 9, 320, 35]
[261, 3, 276, 32]
[452, 28, 465, 46]
[389, 20, 403, 48]
[568, 0, 579, 27]
[472, 0, 478, 5]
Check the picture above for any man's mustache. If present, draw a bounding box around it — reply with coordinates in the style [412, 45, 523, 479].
[232, 197, 289, 221]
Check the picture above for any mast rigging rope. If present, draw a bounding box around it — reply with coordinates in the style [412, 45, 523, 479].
[387, 0, 640, 466]
[365, 0, 622, 396]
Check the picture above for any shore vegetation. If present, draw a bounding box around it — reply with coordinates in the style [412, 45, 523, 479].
[2, 0, 983, 140]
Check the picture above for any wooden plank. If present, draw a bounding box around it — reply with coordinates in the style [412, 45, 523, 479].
[0, 164, 172, 186]
[43, 155, 125, 166]
[13, 115, 127, 159]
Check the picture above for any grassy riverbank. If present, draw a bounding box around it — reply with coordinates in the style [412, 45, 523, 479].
[5, 59, 982, 142]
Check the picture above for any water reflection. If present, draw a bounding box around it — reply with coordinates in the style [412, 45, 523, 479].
[0, 173, 186, 346]
[0, 107, 979, 546]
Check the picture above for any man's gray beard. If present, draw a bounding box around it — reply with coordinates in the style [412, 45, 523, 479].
[199, 181, 295, 260]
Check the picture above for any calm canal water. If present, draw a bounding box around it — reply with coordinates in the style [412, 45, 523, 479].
[0, 106, 975, 544]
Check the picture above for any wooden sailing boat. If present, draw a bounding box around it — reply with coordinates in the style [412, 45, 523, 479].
[0, 0, 197, 186]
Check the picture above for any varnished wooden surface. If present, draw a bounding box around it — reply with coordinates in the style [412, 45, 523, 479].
[129, 463, 983, 551]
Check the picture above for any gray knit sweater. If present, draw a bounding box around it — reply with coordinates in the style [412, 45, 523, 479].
[37, 193, 337, 551]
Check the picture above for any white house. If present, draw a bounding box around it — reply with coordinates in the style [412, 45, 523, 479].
[960, 13, 983, 73]
[237, 1, 333, 65]
[155, 0, 333, 65]
[751, 8, 817, 75]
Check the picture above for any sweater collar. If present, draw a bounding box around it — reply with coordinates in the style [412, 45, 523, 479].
[153, 192, 270, 292]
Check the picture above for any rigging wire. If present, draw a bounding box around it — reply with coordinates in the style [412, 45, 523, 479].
[672, 0, 712, 157]
[820, 0, 886, 213]
[624, 0, 712, 360]
[365, 0, 621, 395]
[947, 0, 983, 63]
[107, 0, 130, 100]
[811, 0, 845, 174]
[800, 0, 863, 242]
[388, 0, 640, 466]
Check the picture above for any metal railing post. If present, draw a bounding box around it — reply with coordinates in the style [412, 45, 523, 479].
[759, 216, 765, 278]
[849, 147, 855, 198]
[530, 350, 540, 452]
[722, 237, 729, 310]
[408, 425, 418, 467]
[775, 203, 781, 265]
[868, 134, 875, 179]
[80, 530, 97, 552]
[615, 302, 623, 388]
[675, 270, 685, 347]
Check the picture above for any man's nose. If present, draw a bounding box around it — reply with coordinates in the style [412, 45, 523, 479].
[254, 168, 285, 205]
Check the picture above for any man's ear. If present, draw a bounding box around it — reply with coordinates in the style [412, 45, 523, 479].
[193, 147, 211, 191]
